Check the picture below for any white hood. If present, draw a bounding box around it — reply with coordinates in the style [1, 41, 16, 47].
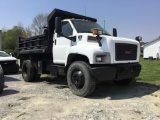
[0, 56, 17, 61]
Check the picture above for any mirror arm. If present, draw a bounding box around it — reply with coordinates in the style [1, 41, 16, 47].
[96, 35, 102, 47]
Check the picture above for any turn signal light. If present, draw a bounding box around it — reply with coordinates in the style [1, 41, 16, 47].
[92, 29, 102, 35]
[92, 29, 99, 35]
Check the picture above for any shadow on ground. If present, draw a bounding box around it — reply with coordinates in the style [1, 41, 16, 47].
[33, 76, 68, 89]
[32, 76, 160, 100]
[12, 74, 159, 100]
[4, 71, 22, 75]
[0, 89, 19, 97]
[4, 76, 21, 82]
[89, 81, 160, 100]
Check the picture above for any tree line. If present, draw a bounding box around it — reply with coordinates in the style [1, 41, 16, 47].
[1, 13, 47, 54]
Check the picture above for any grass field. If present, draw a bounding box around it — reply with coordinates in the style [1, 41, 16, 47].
[137, 58, 160, 85]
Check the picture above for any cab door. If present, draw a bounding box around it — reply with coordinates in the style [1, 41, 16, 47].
[53, 21, 73, 64]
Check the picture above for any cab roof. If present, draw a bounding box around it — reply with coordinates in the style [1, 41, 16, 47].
[48, 8, 97, 23]
[47, 8, 97, 41]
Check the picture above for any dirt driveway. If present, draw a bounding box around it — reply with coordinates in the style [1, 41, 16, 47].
[0, 73, 160, 120]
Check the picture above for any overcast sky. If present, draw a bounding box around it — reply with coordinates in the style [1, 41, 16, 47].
[0, 0, 159, 42]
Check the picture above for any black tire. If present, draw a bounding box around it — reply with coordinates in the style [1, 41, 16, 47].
[114, 78, 135, 85]
[67, 61, 96, 97]
[22, 60, 36, 82]
[0, 65, 4, 93]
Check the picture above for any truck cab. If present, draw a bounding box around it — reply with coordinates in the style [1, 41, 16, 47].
[53, 19, 140, 65]
[18, 9, 141, 97]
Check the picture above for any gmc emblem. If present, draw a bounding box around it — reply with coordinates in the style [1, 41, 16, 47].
[125, 51, 132, 55]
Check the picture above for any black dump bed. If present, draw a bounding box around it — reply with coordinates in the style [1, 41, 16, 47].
[18, 8, 97, 54]
[18, 34, 48, 54]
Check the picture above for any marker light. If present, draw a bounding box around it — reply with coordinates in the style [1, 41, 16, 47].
[92, 29, 102, 35]
[92, 29, 99, 35]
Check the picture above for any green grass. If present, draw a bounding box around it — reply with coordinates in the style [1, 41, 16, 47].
[137, 58, 160, 85]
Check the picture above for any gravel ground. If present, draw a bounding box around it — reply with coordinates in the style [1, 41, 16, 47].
[0, 73, 160, 120]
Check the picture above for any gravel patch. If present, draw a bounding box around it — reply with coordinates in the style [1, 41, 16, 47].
[0, 73, 160, 120]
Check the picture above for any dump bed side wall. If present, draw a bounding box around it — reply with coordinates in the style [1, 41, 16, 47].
[18, 34, 52, 54]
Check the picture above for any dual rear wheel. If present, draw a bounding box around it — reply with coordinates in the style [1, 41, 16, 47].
[22, 60, 40, 82]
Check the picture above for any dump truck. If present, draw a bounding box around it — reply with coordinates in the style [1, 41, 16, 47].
[18, 9, 141, 97]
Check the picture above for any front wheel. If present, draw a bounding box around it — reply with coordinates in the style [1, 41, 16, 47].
[67, 61, 96, 97]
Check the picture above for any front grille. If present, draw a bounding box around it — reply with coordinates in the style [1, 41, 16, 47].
[0, 60, 16, 65]
[115, 43, 137, 61]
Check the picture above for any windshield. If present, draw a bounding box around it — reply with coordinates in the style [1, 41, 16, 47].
[0, 51, 10, 57]
[71, 20, 110, 35]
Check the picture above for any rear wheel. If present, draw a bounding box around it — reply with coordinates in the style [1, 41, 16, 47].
[67, 61, 96, 97]
[22, 60, 40, 82]
[114, 78, 135, 85]
[0, 65, 4, 93]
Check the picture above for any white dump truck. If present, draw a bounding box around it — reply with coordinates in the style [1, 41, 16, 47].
[18, 9, 141, 97]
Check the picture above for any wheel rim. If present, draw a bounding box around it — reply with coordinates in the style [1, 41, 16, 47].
[71, 69, 85, 90]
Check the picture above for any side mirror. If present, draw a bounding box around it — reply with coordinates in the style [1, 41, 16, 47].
[55, 17, 62, 34]
[9, 53, 12, 56]
[135, 36, 142, 42]
[113, 28, 117, 37]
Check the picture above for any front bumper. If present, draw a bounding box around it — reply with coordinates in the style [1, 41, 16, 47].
[1, 64, 19, 74]
[91, 63, 141, 81]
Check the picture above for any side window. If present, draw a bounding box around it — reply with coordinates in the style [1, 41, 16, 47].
[62, 21, 73, 36]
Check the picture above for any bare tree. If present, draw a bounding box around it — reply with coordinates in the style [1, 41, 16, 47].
[24, 26, 32, 38]
[31, 13, 48, 35]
